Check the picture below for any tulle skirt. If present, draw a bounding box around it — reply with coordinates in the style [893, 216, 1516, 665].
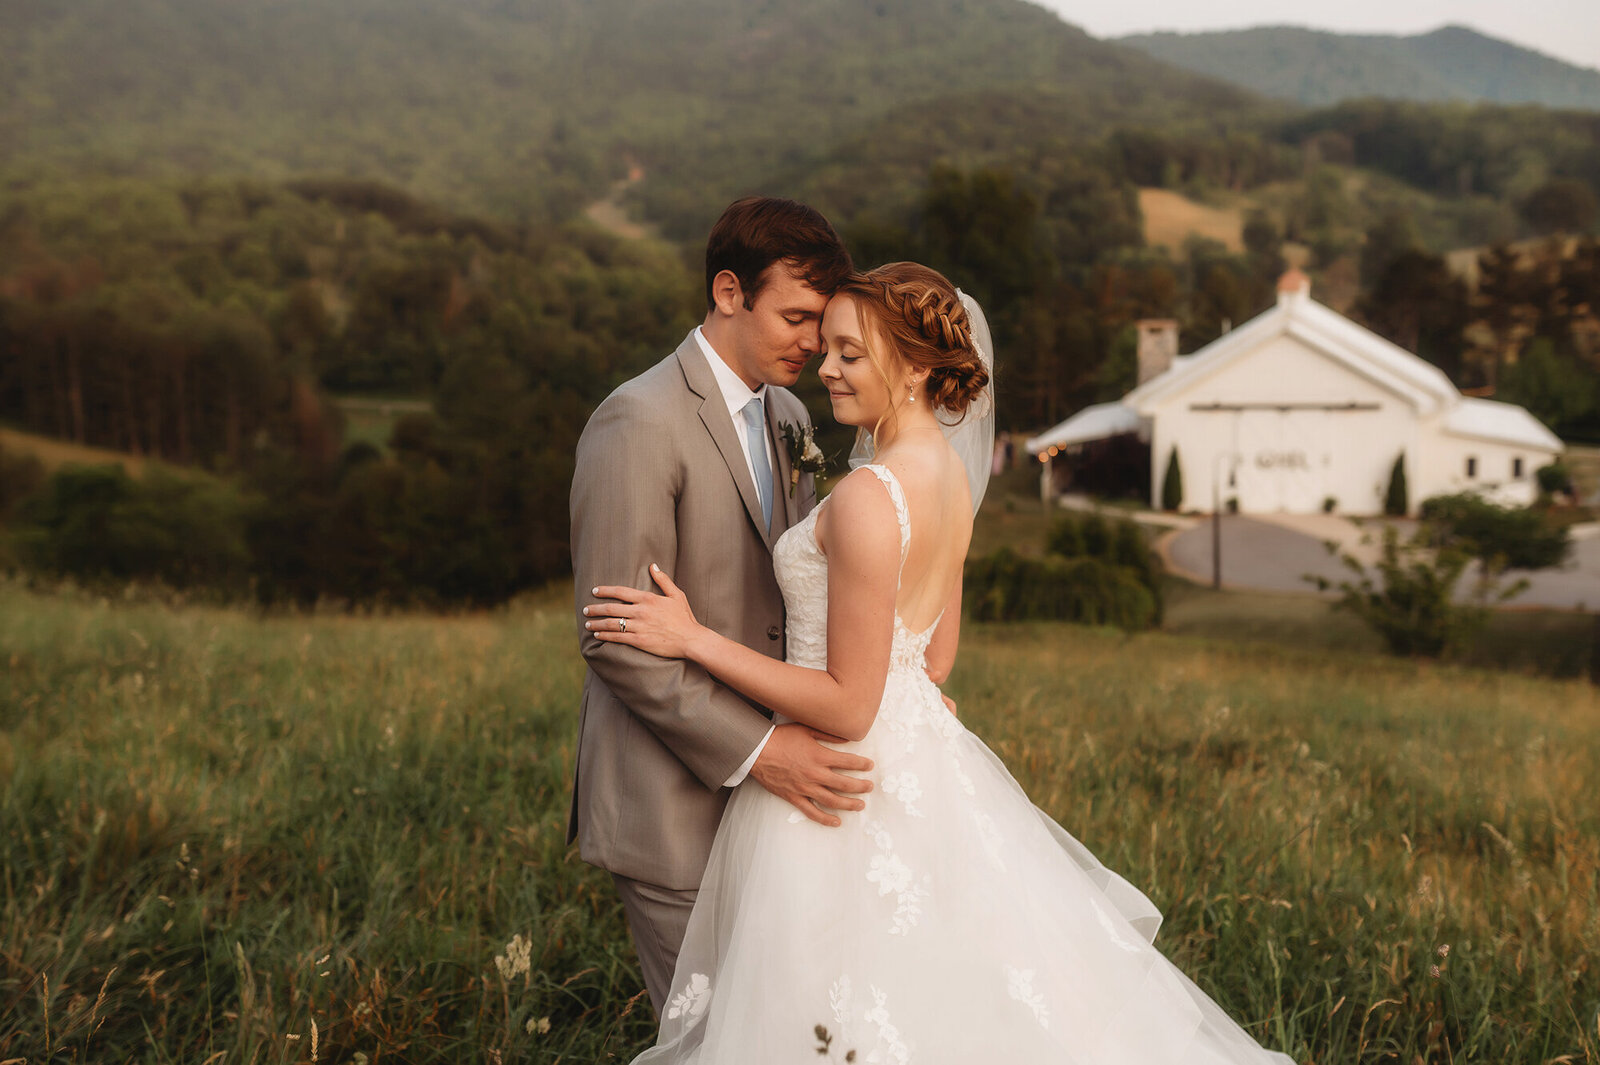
[633, 669, 1296, 1064]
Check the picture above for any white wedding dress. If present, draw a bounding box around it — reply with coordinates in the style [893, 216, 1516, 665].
[634, 465, 1296, 1065]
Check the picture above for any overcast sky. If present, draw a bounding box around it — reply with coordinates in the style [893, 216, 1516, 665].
[1034, 0, 1600, 73]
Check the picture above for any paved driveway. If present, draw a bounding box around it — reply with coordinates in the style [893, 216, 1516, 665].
[1163, 514, 1600, 610]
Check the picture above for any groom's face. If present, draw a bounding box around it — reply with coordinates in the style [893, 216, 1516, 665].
[716, 263, 829, 389]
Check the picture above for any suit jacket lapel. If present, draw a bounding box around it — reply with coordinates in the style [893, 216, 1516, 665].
[677, 336, 774, 551]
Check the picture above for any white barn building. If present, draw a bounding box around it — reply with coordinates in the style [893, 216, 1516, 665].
[1027, 271, 1564, 515]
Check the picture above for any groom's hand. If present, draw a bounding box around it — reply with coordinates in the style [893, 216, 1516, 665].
[749, 723, 873, 828]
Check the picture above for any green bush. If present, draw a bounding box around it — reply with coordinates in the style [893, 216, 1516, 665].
[1046, 510, 1164, 623]
[1535, 461, 1573, 496]
[1384, 452, 1408, 516]
[11, 464, 255, 591]
[0, 445, 47, 570]
[1418, 492, 1570, 571]
[965, 547, 1157, 629]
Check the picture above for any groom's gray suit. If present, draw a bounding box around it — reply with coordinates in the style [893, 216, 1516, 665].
[568, 331, 816, 895]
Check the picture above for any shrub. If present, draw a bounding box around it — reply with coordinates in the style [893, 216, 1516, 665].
[1418, 492, 1570, 571]
[11, 464, 254, 591]
[1384, 452, 1408, 516]
[1536, 461, 1573, 497]
[966, 547, 1157, 629]
[1046, 511, 1163, 623]
[0, 445, 47, 521]
[0, 445, 47, 570]
[1306, 527, 1527, 658]
[1160, 445, 1183, 511]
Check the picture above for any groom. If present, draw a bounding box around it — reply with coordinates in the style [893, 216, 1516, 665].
[568, 197, 874, 1013]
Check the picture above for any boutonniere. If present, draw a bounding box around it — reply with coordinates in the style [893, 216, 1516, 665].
[779, 420, 828, 495]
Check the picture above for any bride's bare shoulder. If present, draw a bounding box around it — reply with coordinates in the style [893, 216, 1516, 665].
[815, 466, 902, 556]
[875, 434, 966, 505]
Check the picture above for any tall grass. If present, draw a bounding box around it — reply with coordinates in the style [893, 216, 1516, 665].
[2, 579, 1596, 1063]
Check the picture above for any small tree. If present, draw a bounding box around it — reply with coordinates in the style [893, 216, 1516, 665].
[1307, 527, 1525, 658]
[1161, 445, 1183, 512]
[1384, 452, 1408, 516]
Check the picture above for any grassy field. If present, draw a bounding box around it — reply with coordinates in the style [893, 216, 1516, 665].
[2, 579, 1597, 1063]
[1138, 188, 1246, 254]
[332, 399, 434, 455]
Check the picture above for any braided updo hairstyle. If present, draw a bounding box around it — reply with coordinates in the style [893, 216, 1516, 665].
[837, 262, 990, 419]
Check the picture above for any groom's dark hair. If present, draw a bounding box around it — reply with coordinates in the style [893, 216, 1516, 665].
[705, 197, 853, 311]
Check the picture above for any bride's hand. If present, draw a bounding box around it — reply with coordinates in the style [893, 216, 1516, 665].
[585, 564, 704, 660]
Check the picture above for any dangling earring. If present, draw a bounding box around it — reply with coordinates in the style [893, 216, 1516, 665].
[907, 385, 916, 406]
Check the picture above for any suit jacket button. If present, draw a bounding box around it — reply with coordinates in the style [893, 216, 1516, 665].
[767, 626, 781, 641]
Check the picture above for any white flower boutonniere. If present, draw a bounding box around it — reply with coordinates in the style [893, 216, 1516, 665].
[779, 420, 828, 496]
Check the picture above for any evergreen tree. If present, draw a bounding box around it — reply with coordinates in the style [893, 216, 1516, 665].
[1161, 445, 1184, 511]
[1385, 452, 1409, 516]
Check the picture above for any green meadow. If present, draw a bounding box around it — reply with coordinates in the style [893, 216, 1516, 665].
[2, 578, 1597, 1063]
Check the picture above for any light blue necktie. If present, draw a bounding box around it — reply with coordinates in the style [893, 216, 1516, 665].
[741, 397, 774, 530]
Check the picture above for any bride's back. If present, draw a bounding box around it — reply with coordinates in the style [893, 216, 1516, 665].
[873, 432, 972, 634]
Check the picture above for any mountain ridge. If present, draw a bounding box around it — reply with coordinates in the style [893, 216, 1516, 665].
[1118, 24, 1600, 110]
[0, 0, 1268, 230]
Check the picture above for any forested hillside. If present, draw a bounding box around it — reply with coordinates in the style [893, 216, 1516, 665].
[2, 0, 1599, 605]
[0, 178, 697, 603]
[0, 0, 1266, 232]
[1121, 25, 1600, 109]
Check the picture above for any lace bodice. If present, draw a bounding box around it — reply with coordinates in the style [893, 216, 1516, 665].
[773, 464, 937, 678]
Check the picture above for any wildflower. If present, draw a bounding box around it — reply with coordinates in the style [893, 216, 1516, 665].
[1429, 965, 1441, 979]
[527, 1015, 551, 1035]
[494, 934, 531, 981]
[1436, 943, 1450, 958]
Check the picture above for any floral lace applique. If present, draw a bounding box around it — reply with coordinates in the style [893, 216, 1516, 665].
[830, 975, 854, 1028]
[928, 700, 963, 741]
[1005, 966, 1050, 1029]
[863, 819, 930, 935]
[884, 710, 920, 755]
[864, 985, 912, 1065]
[666, 972, 712, 1028]
[881, 771, 924, 817]
[949, 750, 977, 796]
[974, 810, 1007, 872]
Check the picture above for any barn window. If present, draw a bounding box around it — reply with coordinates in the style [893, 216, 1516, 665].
[1465, 456, 1477, 479]
[1512, 457, 1524, 479]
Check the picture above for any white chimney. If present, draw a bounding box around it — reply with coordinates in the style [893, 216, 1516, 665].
[1136, 319, 1179, 386]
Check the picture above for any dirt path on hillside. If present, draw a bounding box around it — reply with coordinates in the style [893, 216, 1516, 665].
[583, 161, 657, 241]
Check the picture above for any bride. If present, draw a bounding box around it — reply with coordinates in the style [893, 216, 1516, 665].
[584, 262, 1295, 1064]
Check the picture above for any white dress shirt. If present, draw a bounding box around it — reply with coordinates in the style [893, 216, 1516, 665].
[693, 326, 777, 786]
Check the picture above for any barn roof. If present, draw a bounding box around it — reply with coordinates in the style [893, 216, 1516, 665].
[1122, 285, 1459, 416]
[1027, 279, 1562, 457]
[1443, 397, 1564, 451]
[1024, 401, 1143, 453]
